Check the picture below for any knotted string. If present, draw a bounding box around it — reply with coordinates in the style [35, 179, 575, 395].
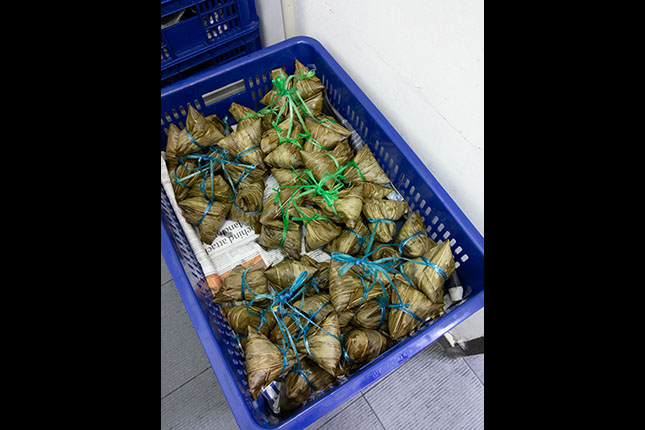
[291, 211, 331, 227]
[273, 155, 365, 248]
[177, 145, 261, 224]
[331, 219, 426, 320]
[174, 67, 334, 226]
[375, 293, 388, 330]
[237, 69, 341, 153]
[342, 228, 366, 253]
[230, 225, 447, 385]
[397, 231, 425, 255]
[185, 128, 207, 149]
[231, 269, 359, 385]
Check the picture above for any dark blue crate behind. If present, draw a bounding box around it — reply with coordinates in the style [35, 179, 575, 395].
[161, 0, 259, 65]
[160, 37, 484, 430]
[161, 24, 261, 88]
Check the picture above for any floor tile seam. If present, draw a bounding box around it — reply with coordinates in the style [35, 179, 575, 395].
[461, 356, 484, 386]
[161, 365, 212, 400]
[308, 394, 364, 429]
[361, 392, 387, 430]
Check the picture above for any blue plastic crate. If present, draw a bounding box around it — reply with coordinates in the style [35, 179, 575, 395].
[161, 0, 259, 66]
[161, 23, 261, 88]
[160, 36, 484, 430]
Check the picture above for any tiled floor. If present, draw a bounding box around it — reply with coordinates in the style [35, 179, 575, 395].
[161, 253, 484, 429]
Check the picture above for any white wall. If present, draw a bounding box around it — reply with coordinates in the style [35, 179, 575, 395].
[254, 0, 286, 47]
[255, 0, 484, 342]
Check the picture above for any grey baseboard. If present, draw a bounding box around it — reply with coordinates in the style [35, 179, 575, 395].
[438, 335, 484, 358]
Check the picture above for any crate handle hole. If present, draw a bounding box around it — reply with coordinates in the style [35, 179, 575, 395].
[202, 79, 246, 107]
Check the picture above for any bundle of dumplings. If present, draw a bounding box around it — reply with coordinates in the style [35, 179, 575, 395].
[163, 59, 459, 413]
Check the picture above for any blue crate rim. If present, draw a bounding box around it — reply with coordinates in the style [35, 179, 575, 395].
[161, 36, 484, 430]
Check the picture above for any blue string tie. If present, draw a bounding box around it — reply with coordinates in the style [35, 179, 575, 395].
[185, 128, 207, 149]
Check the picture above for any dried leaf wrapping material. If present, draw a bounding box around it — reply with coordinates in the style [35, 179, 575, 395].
[360, 182, 394, 200]
[304, 138, 353, 167]
[226, 162, 267, 184]
[294, 293, 333, 327]
[367, 242, 401, 261]
[256, 219, 302, 259]
[262, 112, 278, 135]
[387, 275, 437, 340]
[310, 260, 331, 291]
[260, 192, 298, 224]
[228, 102, 261, 130]
[328, 261, 378, 312]
[263, 188, 306, 223]
[395, 211, 436, 258]
[312, 193, 363, 229]
[205, 114, 228, 132]
[264, 258, 318, 291]
[298, 255, 319, 270]
[293, 59, 326, 100]
[165, 124, 181, 171]
[296, 207, 342, 252]
[170, 161, 200, 202]
[178, 197, 231, 244]
[229, 101, 274, 135]
[302, 91, 323, 117]
[175, 105, 226, 157]
[351, 298, 388, 330]
[227, 179, 264, 233]
[336, 183, 366, 199]
[346, 269, 388, 309]
[343, 328, 388, 364]
[298, 312, 342, 376]
[187, 174, 233, 203]
[213, 265, 269, 305]
[336, 310, 355, 327]
[259, 67, 292, 108]
[300, 151, 341, 190]
[275, 179, 308, 208]
[271, 168, 307, 188]
[280, 357, 336, 412]
[362, 198, 409, 243]
[401, 240, 455, 305]
[343, 146, 391, 185]
[260, 118, 303, 155]
[245, 327, 295, 400]
[328, 139, 354, 166]
[326, 219, 370, 255]
[302, 116, 351, 152]
[223, 304, 276, 337]
[263, 142, 304, 169]
[297, 255, 327, 296]
[270, 293, 333, 345]
[216, 118, 265, 169]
